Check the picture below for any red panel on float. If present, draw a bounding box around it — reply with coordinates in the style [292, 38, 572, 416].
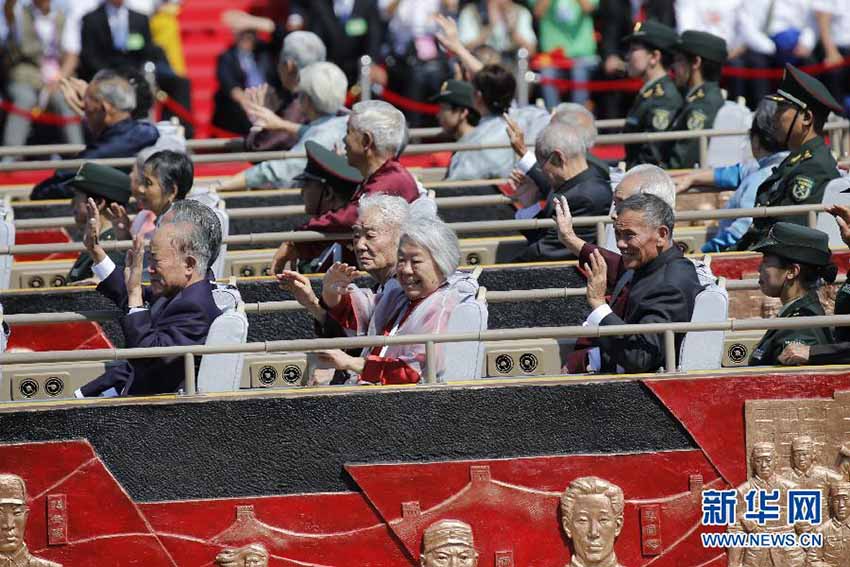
[707, 250, 850, 280]
[7, 322, 113, 351]
[398, 152, 452, 169]
[646, 372, 850, 486]
[14, 229, 77, 262]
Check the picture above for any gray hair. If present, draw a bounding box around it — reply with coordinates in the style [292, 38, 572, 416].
[535, 122, 586, 162]
[551, 102, 597, 148]
[615, 193, 675, 237]
[281, 31, 327, 69]
[400, 218, 461, 280]
[298, 62, 348, 115]
[560, 477, 624, 527]
[621, 164, 676, 209]
[91, 70, 137, 113]
[357, 193, 410, 235]
[349, 101, 406, 157]
[158, 200, 222, 275]
[135, 139, 187, 174]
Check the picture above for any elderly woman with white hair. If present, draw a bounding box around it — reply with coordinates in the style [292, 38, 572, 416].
[245, 30, 328, 151]
[217, 62, 350, 192]
[309, 201, 488, 384]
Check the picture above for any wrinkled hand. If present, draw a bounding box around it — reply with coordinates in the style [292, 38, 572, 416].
[672, 172, 697, 194]
[584, 249, 608, 309]
[244, 83, 270, 109]
[828, 204, 850, 247]
[242, 100, 293, 131]
[59, 77, 87, 117]
[315, 349, 363, 372]
[321, 262, 358, 308]
[434, 14, 462, 54]
[504, 114, 527, 157]
[276, 270, 320, 309]
[83, 197, 103, 254]
[554, 194, 581, 251]
[124, 233, 145, 304]
[778, 342, 811, 365]
[271, 241, 298, 275]
[103, 203, 131, 240]
[510, 169, 540, 208]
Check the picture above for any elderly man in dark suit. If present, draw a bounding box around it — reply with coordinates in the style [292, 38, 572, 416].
[556, 192, 703, 374]
[75, 199, 222, 397]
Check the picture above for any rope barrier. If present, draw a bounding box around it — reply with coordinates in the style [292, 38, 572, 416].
[0, 99, 82, 126]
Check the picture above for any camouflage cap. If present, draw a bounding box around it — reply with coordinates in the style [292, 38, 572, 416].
[422, 520, 475, 553]
[0, 474, 26, 505]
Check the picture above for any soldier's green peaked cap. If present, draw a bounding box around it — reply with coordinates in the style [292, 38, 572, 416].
[751, 222, 832, 266]
[676, 30, 728, 64]
[70, 162, 131, 205]
[766, 64, 844, 115]
[430, 80, 476, 110]
[622, 20, 679, 53]
[294, 141, 363, 193]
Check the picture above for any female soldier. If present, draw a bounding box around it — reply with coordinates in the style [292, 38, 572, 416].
[749, 222, 837, 366]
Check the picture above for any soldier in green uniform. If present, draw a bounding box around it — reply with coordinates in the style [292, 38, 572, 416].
[621, 21, 683, 168]
[748, 222, 837, 366]
[664, 30, 727, 169]
[67, 163, 131, 284]
[737, 64, 843, 250]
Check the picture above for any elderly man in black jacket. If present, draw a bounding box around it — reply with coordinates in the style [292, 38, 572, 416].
[557, 192, 703, 373]
[513, 121, 612, 262]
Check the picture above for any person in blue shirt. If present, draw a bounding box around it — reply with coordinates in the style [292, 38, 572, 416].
[671, 98, 788, 252]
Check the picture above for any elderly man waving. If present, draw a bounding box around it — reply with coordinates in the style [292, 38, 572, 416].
[76, 199, 223, 397]
[556, 193, 703, 374]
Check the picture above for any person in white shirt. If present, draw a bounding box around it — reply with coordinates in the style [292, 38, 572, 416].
[814, 0, 850, 115]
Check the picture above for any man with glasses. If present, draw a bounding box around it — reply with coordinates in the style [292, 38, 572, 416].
[737, 64, 843, 250]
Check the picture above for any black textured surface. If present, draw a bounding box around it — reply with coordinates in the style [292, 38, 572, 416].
[0, 381, 695, 501]
[2, 265, 590, 344]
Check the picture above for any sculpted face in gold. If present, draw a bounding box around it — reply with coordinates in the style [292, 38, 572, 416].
[420, 520, 479, 567]
[0, 474, 28, 556]
[561, 477, 625, 567]
[215, 543, 269, 567]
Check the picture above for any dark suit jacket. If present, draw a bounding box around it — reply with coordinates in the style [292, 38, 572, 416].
[82, 267, 221, 396]
[289, 0, 382, 84]
[78, 4, 160, 80]
[212, 44, 278, 135]
[30, 119, 159, 200]
[515, 168, 612, 262]
[580, 243, 703, 373]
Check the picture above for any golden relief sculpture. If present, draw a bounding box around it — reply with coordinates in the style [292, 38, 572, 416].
[214, 543, 269, 567]
[733, 392, 850, 567]
[420, 519, 479, 567]
[0, 474, 61, 567]
[807, 481, 850, 567]
[560, 476, 626, 567]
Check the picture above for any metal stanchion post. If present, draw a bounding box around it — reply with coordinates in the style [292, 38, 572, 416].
[808, 210, 818, 228]
[425, 341, 438, 384]
[359, 55, 373, 102]
[183, 352, 197, 395]
[698, 136, 709, 168]
[596, 222, 607, 248]
[517, 49, 530, 107]
[663, 330, 677, 373]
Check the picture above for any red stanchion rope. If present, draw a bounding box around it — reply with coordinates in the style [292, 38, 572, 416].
[156, 92, 241, 139]
[378, 88, 441, 115]
[0, 98, 82, 126]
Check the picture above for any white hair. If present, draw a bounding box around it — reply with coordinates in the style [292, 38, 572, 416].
[349, 101, 406, 157]
[400, 201, 460, 279]
[281, 31, 327, 69]
[91, 70, 136, 113]
[535, 122, 586, 162]
[551, 103, 598, 148]
[621, 164, 676, 209]
[357, 193, 410, 234]
[298, 62, 348, 115]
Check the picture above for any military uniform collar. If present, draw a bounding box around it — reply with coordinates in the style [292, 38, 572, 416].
[831, 517, 850, 529]
[779, 291, 819, 318]
[791, 466, 813, 478]
[685, 83, 705, 101]
[751, 473, 779, 489]
[786, 136, 826, 166]
[568, 554, 621, 567]
[0, 545, 30, 566]
[640, 75, 667, 95]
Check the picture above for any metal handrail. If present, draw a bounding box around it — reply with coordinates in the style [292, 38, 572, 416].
[2, 122, 846, 173]
[2, 313, 850, 387]
[13, 194, 514, 230]
[1, 276, 826, 326]
[0, 202, 828, 256]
